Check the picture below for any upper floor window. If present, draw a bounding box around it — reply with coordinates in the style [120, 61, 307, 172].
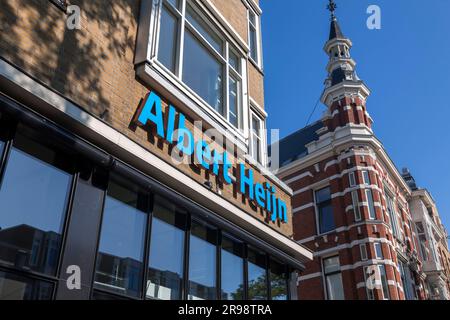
[362, 171, 370, 185]
[155, 0, 244, 130]
[315, 187, 335, 234]
[248, 7, 261, 66]
[250, 110, 266, 165]
[365, 189, 376, 220]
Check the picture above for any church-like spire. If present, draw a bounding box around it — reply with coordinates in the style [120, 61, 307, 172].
[327, 0, 344, 40]
[320, 0, 373, 132]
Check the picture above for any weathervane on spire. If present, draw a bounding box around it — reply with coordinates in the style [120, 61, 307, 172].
[327, 0, 337, 20]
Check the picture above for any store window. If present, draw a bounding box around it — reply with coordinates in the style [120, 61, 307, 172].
[248, 8, 261, 65]
[0, 131, 73, 276]
[188, 220, 218, 300]
[94, 178, 149, 298]
[250, 111, 265, 165]
[269, 259, 288, 300]
[315, 187, 335, 234]
[247, 247, 268, 300]
[323, 256, 345, 300]
[155, 0, 244, 130]
[147, 196, 187, 300]
[221, 235, 244, 300]
[0, 271, 54, 300]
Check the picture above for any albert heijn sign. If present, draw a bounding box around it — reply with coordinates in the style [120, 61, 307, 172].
[134, 91, 288, 224]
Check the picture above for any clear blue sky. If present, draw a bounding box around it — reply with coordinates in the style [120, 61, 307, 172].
[261, 0, 450, 236]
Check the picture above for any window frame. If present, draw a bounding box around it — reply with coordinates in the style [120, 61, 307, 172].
[365, 189, 376, 220]
[374, 242, 383, 260]
[314, 186, 335, 235]
[322, 255, 345, 300]
[247, 6, 262, 68]
[152, 0, 246, 134]
[249, 109, 266, 166]
[360, 244, 368, 261]
[348, 172, 356, 187]
[351, 190, 361, 222]
[0, 124, 76, 300]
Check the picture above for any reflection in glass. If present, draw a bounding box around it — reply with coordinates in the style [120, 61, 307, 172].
[0, 140, 4, 158]
[183, 30, 223, 115]
[247, 247, 267, 300]
[147, 196, 186, 300]
[229, 76, 239, 128]
[94, 179, 148, 298]
[0, 271, 53, 300]
[158, 5, 178, 73]
[186, 5, 223, 53]
[221, 236, 244, 300]
[0, 134, 71, 275]
[270, 259, 288, 300]
[188, 221, 217, 300]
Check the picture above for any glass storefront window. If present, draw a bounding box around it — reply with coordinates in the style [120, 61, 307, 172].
[247, 247, 268, 300]
[0, 271, 53, 300]
[221, 235, 244, 300]
[0, 132, 72, 275]
[188, 220, 218, 300]
[94, 178, 149, 298]
[147, 196, 186, 300]
[270, 259, 288, 300]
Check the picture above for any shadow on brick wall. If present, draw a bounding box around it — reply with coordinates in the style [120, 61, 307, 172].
[0, 0, 139, 122]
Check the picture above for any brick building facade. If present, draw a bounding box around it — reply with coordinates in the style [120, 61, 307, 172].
[0, 0, 312, 300]
[274, 4, 431, 300]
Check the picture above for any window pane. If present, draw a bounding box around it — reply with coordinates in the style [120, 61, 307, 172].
[0, 271, 53, 300]
[188, 221, 217, 300]
[0, 134, 71, 275]
[270, 259, 288, 300]
[316, 187, 331, 203]
[374, 243, 383, 259]
[378, 265, 390, 299]
[249, 25, 258, 62]
[363, 171, 370, 185]
[247, 247, 267, 300]
[94, 179, 148, 298]
[221, 236, 244, 300]
[229, 76, 239, 127]
[229, 50, 240, 72]
[147, 196, 186, 300]
[158, 5, 178, 73]
[186, 5, 222, 53]
[0, 140, 4, 157]
[323, 256, 340, 274]
[319, 203, 335, 234]
[325, 273, 344, 300]
[183, 30, 223, 115]
[366, 189, 376, 219]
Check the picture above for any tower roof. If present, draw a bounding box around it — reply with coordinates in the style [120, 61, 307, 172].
[329, 18, 344, 40]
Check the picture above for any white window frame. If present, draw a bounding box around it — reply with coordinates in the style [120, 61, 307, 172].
[360, 244, 368, 261]
[351, 191, 361, 222]
[249, 108, 266, 166]
[362, 170, 370, 185]
[374, 242, 383, 259]
[365, 189, 376, 220]
[348, 172, 356, 187]
[247, 6, 262, 68]
[137, 0, 250, 147]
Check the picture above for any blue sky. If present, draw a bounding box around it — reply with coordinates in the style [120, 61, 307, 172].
[261, 0, 450, 235]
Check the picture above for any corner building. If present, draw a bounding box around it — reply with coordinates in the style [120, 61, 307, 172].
[0, 0, 312, 300]
[274, 7, 427, 300]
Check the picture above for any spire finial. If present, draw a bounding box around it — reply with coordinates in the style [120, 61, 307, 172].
[327, 0, 337, 20]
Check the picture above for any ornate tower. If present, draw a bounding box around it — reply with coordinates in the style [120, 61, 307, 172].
[321, 0, 373, 132]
